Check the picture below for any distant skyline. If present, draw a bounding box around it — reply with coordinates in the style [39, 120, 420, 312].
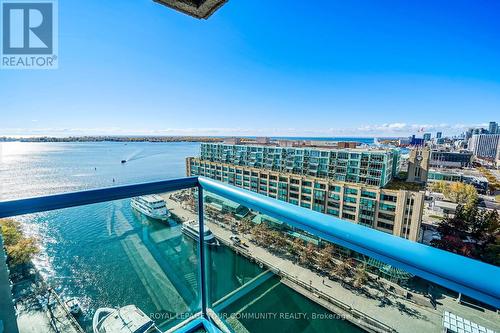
[1, 0, 499, 137]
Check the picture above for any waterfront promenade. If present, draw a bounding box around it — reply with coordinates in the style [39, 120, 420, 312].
[163, 193, 500, 333]
[16, 289, 83, 333]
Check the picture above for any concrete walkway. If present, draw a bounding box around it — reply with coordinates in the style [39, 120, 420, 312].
[16, 290, 83, 333]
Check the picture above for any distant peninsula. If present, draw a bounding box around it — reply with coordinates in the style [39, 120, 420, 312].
[0, 136, 225, 143]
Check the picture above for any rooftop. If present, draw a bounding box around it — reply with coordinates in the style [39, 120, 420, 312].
[429, 168, 488, 182]
[204, 142, 397, 154]
[384, 179, 425, 191]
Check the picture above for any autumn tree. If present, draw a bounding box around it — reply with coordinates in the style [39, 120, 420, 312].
[444, 182, 478, 208]
[0, 219, 40, 268]
[299, 243, 317, 267]
[431, 206, 499, 265]
[318, 244, 335, 271]
[331, 257, 353, 284]
[431, 181, 448, 194]
[431, 181, 478, 208]
[353, 264, 370, 288]
[290, 238, 304, 257]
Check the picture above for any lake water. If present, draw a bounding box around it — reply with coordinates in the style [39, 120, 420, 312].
[0, 142, 363, 333]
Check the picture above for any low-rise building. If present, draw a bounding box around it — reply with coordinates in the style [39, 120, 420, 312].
[427, 169, 489, 193]
[430, 150, 473, 168]
[187, 157, 424, 241]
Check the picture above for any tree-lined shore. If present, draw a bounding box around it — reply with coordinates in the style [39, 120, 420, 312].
[0, 136, 225, 143]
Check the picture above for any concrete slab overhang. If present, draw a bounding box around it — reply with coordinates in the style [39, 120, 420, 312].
[154, 0, 228, 19]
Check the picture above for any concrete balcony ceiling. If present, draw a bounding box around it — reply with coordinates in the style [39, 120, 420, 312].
[154, 0, 228, 19]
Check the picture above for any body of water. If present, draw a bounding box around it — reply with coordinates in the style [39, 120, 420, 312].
[0, 142, 362, 332]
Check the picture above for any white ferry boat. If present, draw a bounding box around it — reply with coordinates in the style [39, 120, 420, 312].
[93, 305, 161, 333]
[131, 195, 170, 221]
[182, 220, 220, 246]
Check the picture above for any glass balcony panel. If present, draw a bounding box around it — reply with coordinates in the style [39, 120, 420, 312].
[200, 195, 363, 332]
[3, 188, 202, 332]
[197, 192, 500, 333]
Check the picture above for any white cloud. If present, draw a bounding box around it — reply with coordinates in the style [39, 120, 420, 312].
[355, 122, 487, 136]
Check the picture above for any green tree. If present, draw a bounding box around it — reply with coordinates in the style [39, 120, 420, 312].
[299, 243, 317, 266]
[237, 217, 253, 234]
[270, 231, 288, 249]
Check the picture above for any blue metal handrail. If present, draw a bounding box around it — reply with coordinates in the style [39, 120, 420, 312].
[0, 176, 499, 310]
[0, 177, 199, 218]
[198, 177, 500, 308]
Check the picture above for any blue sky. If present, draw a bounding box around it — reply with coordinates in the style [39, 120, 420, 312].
[1, 0, 499, 137]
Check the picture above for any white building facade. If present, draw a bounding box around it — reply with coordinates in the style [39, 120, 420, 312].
[468, 134, 500, 159]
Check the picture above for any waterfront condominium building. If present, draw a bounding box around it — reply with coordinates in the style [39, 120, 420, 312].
[198, 143, 400, 187]
[187, 146, 424, 241]
[468, 134, 500, 160]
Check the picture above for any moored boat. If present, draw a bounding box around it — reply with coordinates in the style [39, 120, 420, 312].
[93, 305, 161, 333]
[182, 220, 220, 246]
[65, 298, 82, 316]
[131, 195, 171, 221]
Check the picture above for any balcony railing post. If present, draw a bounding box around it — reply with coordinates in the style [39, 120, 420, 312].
[197, 184, 208, 318]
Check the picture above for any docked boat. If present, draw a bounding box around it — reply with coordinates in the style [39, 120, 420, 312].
[131, 195, 171, 221]
[182, 220, 220, 246]
[65, 298, 82, 316]
[93, 305, 161, 333]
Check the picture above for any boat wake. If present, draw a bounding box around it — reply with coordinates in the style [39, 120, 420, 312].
[125, 149, 170, 163]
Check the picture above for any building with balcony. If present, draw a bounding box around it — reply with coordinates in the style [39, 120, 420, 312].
[468, 134, 500, 160]
[187, 157, 424, 241]
[199, 143, 400, 187]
